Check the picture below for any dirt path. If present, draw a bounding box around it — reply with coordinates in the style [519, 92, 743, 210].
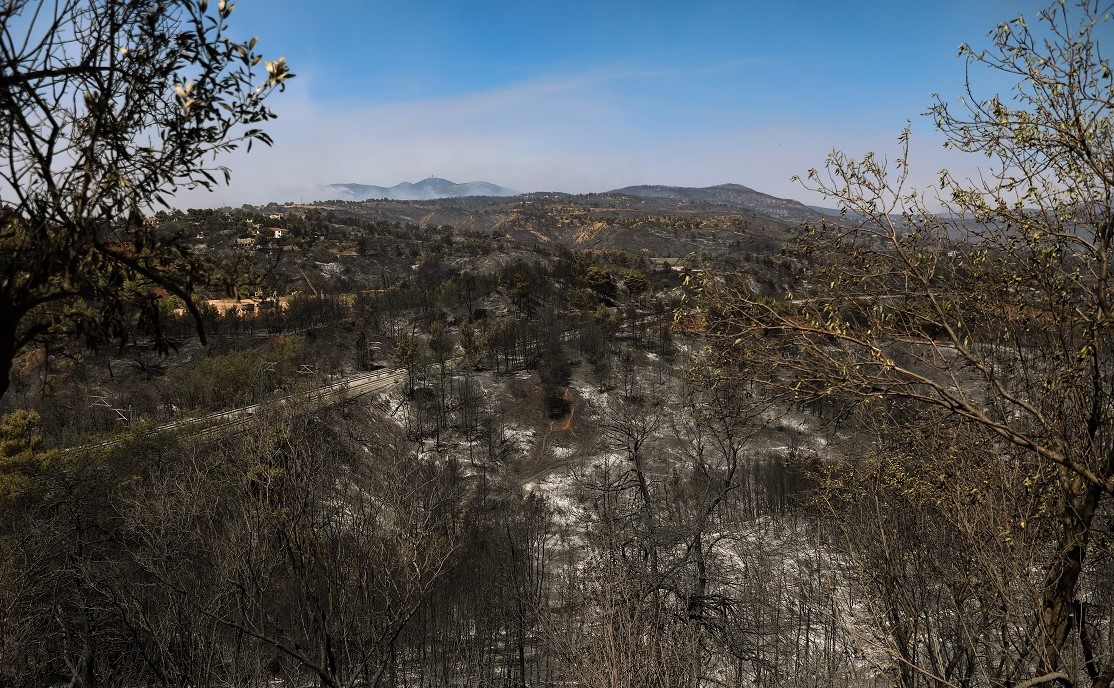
[518, 386, 583, 484]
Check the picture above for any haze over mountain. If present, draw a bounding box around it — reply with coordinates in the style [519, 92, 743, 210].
[162, 0, 1026, 213]
[328, 177, 517, 201]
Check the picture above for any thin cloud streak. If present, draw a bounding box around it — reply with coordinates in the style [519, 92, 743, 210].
[173, 68, 977, 211]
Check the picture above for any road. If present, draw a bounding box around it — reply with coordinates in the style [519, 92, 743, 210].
[69, 368, 405, 454]
[67, 317, 652, 454]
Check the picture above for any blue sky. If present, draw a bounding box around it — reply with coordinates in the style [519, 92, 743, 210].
[185, 0, 1059, 208]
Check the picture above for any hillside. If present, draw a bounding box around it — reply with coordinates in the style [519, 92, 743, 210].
[3, 184, 1106, 688]
[609, 183, 828, 225]
[304, 188, 813, 257]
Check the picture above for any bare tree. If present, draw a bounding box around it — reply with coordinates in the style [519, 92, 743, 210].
[696, 2, 1114, 685]
[209, 407, 462, 687]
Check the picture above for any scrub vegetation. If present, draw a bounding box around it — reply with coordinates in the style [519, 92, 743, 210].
[0, 1, 1111, 687]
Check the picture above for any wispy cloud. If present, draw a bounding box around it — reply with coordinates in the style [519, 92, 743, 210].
[173, 66, 971, 210]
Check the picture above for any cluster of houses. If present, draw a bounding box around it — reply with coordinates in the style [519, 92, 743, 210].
[232, 217, 292, 251]
[204, 293, 293, 318]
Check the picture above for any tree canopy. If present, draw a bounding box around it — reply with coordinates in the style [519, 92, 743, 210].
[0, 0, 292, 399]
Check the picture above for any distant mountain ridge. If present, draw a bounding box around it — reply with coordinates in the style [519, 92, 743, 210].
[328, 178, 518, 201]
[608, 183, 827, 225]
[321, 179, 841, 226]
